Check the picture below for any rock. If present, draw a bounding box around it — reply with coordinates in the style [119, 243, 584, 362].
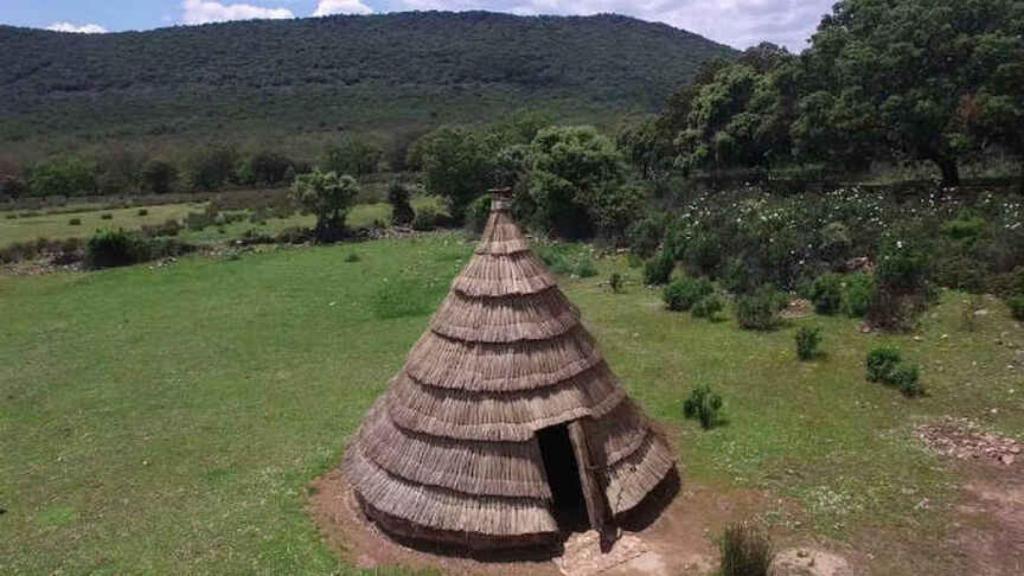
[1001, 455, 1016, 466]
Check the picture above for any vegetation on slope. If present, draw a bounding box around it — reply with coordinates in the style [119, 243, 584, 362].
[0, 11, 734, 159]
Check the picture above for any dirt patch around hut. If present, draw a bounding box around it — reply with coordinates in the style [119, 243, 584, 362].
[308, 468, 793, 576]
[915, 418, 1024, 576]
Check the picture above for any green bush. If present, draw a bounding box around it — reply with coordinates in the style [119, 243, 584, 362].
[736, 286, 784, 331]
[1008, 295, 1024, 321]
[86, 230, 137, 268]
[692, 294, 724, 320]
[810, 273, 843, 315]
[683, 384, 723, 430]
[85, 230, 194, 269]
[866, 346, 902, 383]
[137, 208, 149, 217]
[412, 206, 438, 231]
[627, 214, 666, 258]
[720, 523, 773, 576]
[663, 277, 713, 312]
[644, 250, 674, 285]
[609, 272, 624, 294]
[892, 365, 924, 397]
[575, 256, 598, 278]
[100, 213, 113, 220]
[795, 326, 822, 361]
[388, 181, 416, 227]
[843, 273, 875, 318]
[68, 217, 81, 226]
[344, 252, 361, 263]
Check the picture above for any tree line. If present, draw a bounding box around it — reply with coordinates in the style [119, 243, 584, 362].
[0, 137, 388, 199]
[621, 0, 1023, 188]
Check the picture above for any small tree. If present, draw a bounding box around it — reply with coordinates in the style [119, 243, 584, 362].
[291, 170, 359, 243]
[141, 160, 179, 195]
[387, 181, 415, 226]
[28, 157, 96, 197]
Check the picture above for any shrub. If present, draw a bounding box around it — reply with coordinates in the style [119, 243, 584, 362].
[85, 230, 140, 269]
[1009, 295, 1024, 321]
[683, 384, 722, 430]
[627, 214, 666, 258]
[720, 523, 773, 576]
[810, 273, 843, 315]
[68, 217, 81, 226]
[388, 181, 416, 227]
[85, 230, 194, 269]
[344, 252, 361, 263]
[574, 256, 598, 278]
[412, 206, 438, 231]
[137, 208, 149, 217]
[843, 273, 875, 318]
[795, 327, 822, 361]
[609, 272, 624, 293]
[736, 286, 784, 331]
[663, 277, 714, 312]
[100, 213, 113, 220]
[866, 346, 902, 383]
[644, 250, 674, 285]
[692, 294, 724, 320]
[819, 221, 852, 263]
[892, 364, 924, 397]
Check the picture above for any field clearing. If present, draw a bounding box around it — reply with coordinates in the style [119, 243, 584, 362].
[0, 203, 203, 246]
[1, 235, 1022, 574]
[0, 196, 442, 248]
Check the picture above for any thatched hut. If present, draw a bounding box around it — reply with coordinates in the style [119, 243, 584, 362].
[343, 189, 677, 550]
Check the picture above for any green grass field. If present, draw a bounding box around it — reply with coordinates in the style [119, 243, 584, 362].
[0, 196, 442, 248]
[1, 235, 1022, 574]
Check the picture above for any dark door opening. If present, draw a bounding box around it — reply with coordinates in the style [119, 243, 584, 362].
[536, 424, 589, 532]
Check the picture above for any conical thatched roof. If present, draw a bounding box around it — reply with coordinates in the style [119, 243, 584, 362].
[344, 190, 676, 549]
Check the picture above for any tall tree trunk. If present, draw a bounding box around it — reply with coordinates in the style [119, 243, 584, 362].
[935, 156, 961, 187]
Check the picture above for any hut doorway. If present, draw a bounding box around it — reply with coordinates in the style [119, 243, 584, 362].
[537, 424, 589, 531]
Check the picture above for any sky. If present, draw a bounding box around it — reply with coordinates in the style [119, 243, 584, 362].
[0, 0, 836, 51]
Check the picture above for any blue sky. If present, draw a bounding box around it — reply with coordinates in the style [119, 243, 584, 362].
[0, 0, 836, 51]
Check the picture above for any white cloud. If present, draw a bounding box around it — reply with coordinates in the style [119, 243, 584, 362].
[313, 0, 375, 16]
[181, 0, 295, 25]
[392, 0, 834, 51]
[46, 22, 108, 34]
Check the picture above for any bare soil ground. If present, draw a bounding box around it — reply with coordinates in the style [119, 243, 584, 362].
[309, 468, 811, 576]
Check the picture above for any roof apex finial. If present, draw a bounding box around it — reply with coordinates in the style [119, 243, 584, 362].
[489, 187, 513, 212]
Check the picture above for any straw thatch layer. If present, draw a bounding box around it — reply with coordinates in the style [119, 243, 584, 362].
[346, 447, 558, 536]
[359, 399, 552, 499]
[452, 251, 556, 297]
[474, 211, 531, 256]
[404, 326, 602, 392]
[583, 399, 652, 467]
[430, 288, 580, 343]
[601, 433, 676, 516]
[387, 366, 626, 441]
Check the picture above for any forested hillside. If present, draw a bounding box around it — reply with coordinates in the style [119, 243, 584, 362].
[0, 11, 734, 159]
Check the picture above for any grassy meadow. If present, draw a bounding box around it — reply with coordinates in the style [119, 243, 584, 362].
[2, 234, 1022, 574]
[0, 196, 442, 248]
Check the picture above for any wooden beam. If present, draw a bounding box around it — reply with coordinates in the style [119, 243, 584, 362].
[568, 420, 607, 533]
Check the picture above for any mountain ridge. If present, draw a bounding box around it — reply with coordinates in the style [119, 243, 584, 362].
[0, 11, 736, 159]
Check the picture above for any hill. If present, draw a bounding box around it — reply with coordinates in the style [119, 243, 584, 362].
[0, 11, 735, 160]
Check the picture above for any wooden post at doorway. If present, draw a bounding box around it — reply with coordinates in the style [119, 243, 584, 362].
[568, 420, 607, 533]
